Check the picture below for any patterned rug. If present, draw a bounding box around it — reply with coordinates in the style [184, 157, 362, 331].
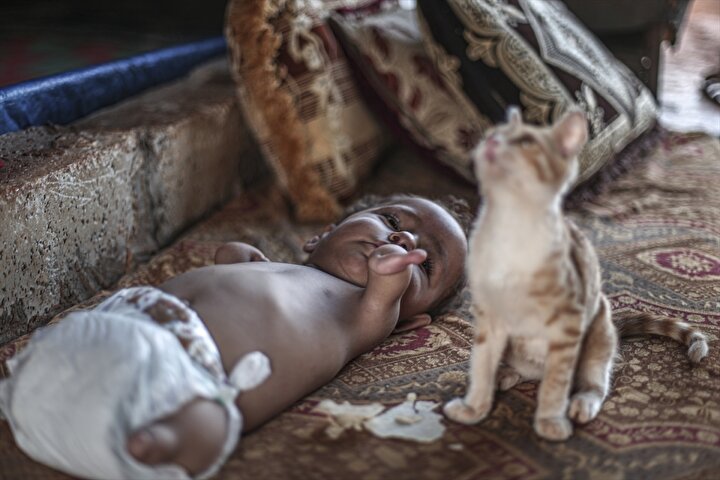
[1, 132, 719, 479]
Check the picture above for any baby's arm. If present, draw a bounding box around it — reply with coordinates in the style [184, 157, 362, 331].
[214, 242, 269, 265]
[358, 244, 426, 330]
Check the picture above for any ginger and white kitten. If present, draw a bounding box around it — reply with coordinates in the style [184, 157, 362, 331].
[444, 108, 709, 441]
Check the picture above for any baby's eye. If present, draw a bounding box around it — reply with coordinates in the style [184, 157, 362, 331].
[421, 258, 433, 276]
[381, 213, 401, 230]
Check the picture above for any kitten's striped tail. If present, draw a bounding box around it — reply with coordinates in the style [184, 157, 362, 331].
[615, 312, 709, 364]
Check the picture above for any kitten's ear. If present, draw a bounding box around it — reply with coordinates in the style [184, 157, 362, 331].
[553, 110, 588, 158]
[303, 224, 335, 253]
[507, 106, 522, 126]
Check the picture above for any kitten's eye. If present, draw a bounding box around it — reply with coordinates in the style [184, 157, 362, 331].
[511, 134, 534, 148]
[381, 213, 401, 230]
[421, 258, 433, 276]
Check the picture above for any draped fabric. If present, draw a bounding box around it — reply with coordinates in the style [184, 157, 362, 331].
[415, 0, 658, 187]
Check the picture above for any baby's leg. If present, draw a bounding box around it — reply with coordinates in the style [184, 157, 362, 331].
[127, 397, 228, 476]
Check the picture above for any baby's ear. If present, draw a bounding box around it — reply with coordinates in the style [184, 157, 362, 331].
[393, 313, 432, 334]
[553, 109, 588, 158]
[303, 224, 335, 253]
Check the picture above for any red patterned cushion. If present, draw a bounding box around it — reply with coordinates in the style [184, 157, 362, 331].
[331, 7, 480, 183]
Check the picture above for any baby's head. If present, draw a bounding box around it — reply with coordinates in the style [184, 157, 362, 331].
[304, 194, 470, 329]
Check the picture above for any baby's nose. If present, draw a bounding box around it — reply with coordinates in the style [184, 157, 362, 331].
[388, 231, 417, 251]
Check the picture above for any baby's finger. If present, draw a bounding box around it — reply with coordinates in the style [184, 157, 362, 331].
[371, 247, 427, 276]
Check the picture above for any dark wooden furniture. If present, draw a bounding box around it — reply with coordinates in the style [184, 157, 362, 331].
[563, 0, 692, 97]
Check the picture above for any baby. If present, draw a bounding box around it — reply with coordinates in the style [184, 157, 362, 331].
[0, 194, 468, 480]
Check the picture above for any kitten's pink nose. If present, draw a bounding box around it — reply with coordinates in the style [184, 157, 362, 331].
[483, 135, 500, 162]
[388, 231, 417, 251]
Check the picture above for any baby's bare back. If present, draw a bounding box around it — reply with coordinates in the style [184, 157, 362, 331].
[159, 263, 364, 431]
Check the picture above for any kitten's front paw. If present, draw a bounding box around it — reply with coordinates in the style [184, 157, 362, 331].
[534, 416, 573, 441]
[569, 391, 604, 424]
[443, 397, 491, 425]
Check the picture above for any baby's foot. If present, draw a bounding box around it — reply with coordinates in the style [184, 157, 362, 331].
[127, 423, 180, 465]
[127, 398, 228, 475]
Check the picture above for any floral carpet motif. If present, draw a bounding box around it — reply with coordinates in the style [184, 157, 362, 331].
[637, 247, 720, 281]
[1, 132, 719, 479]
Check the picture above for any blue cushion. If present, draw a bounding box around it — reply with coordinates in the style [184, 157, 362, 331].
[0, 37, 226, 136]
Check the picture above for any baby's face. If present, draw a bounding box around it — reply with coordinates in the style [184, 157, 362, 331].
[306, 198, 467, 319]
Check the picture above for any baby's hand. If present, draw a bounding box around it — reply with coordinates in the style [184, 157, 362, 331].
[215, 242, 269, 265]
[368, 244, 427, 277]
[362, 244, 427, 321]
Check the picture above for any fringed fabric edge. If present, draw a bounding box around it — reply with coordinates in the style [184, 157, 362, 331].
[224, 0, 341, 223]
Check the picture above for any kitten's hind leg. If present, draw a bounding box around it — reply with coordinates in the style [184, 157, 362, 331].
[444, 309, 508, 425]
[497, 364, 524, 391]
[569, 296, 617, 424]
